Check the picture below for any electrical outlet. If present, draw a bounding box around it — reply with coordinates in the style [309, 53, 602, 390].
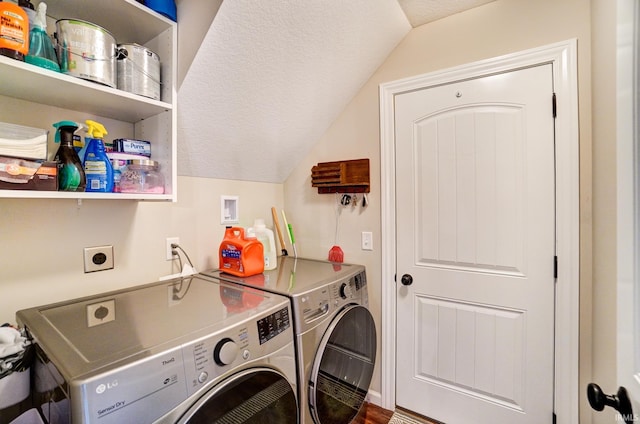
[84, 246, 114, 273]
[166, 237, 179, 260]
[361, 231, 373, 251]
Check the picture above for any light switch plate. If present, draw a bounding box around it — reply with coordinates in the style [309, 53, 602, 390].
[361, 231, 373, 251]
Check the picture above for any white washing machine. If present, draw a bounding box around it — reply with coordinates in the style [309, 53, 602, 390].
[16, 275, 298, 424]
[203, 257, 376, 424]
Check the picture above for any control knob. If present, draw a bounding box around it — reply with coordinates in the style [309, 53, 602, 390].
[339, 282, 353, 299]
[213, 338, 239, 366]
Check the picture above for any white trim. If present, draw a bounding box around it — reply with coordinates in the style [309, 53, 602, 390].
[379, 39, 580, 423]
[617, 0, 640, 408]
[366, 389, 383, 408]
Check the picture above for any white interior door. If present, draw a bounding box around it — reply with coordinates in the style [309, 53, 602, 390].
[605, 0, 640, 423]
[394, 64, 556, 423]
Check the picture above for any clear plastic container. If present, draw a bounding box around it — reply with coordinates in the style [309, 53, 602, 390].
[119, 159, 164, 194]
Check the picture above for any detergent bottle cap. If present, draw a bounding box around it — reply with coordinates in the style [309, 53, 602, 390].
[85, 120, 108, 139]
[253, 218, 266, 230]
[53, 121, 79, 143]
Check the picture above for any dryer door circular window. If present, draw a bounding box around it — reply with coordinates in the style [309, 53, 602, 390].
[308, 304, 377, 424]
[177, 368, 298, 424]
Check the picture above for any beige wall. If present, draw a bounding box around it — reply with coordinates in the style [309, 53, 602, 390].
[1, 0, 620, 421]
[0, 176, 284, 324]
[284, 0, 600, 419]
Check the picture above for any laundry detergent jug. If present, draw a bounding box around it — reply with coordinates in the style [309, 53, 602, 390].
[219, 226, 264, 277]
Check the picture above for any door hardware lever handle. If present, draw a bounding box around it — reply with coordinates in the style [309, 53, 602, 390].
[587, 383, 634, 424]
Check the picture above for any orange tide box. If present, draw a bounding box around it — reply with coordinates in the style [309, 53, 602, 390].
[219, 227, 264, 277]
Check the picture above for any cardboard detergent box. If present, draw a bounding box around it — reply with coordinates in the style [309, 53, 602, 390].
[0, 156, 58, 191]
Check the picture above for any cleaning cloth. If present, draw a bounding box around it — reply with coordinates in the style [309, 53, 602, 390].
[0, 326, 31, 378]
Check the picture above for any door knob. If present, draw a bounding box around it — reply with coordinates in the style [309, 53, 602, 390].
[400, 274, 413, 286]
[587, 383, 634, 423]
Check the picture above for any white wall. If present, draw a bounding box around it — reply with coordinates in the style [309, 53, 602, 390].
[0, 176, 284, 325]
[284, 0, 596, 417]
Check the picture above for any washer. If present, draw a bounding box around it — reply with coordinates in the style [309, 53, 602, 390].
[16, 275, 298, 424]
[203, 257, 376, 424]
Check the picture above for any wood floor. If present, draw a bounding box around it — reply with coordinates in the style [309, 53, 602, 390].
[352, 403, 441, 424]
[352, 402, 395, 424]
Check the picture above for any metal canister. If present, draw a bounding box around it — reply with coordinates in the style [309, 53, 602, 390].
[116, 43, 161, 101]
[55, 19, 117, 88]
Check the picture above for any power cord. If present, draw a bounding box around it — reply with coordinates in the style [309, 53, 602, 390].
[171, 243, 195, 268]
[169, 242, 196, 300]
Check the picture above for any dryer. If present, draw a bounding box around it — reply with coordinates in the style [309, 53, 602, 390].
[16, 275, 298, 424]
[203, 257, 376, 424]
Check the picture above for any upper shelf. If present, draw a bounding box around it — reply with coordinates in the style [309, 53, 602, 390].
[44, 0, 175, 45]
[0, 0, 175, 123]
[0, 56, 172, 122]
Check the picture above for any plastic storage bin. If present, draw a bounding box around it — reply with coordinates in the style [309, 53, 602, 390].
[119, 159, 164, 194]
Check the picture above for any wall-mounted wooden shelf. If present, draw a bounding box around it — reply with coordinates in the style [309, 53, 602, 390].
[311, 158, 370, 193]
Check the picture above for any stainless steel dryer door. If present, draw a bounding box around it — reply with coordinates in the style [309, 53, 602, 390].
[177, 368, 298, 424]
[309, 305, 377, 424]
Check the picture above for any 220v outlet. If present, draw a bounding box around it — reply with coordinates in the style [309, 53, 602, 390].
[84, 246, 114, 273]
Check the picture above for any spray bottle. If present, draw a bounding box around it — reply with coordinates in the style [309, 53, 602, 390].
[25, 2, 60, 72]
[53, 121, 85, 192]
[83, 119, 114, 192]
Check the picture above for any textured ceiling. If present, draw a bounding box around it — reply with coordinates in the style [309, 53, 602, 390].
[177, 0, 495, 183]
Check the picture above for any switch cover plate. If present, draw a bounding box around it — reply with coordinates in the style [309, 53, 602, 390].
[361, 231, 373, 251]
[84, 246, 114, 273]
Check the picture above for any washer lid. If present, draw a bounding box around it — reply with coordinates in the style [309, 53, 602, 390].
[16, 276, 285, 379]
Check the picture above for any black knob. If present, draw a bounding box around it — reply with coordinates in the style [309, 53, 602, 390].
[213, 337, 238, 366]
[587, 383, 633, 423]
[401, 274, 413, 286]
[339, 283, 352, 299]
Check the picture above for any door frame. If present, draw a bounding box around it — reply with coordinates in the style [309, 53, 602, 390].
[379, 39, 580, 422]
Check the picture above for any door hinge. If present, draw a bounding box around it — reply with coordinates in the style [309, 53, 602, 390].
[552, 93, 557, 118]
[554, 256, 558, 279]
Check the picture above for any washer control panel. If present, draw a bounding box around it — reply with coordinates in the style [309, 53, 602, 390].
[182, 304, 292, 397]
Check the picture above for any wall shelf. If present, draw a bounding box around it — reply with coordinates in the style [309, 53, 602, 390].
[0, 0, 177, 201]
[311, 158, 370, 194]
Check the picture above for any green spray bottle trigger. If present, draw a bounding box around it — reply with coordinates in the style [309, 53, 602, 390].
[53, 121, 80, 143]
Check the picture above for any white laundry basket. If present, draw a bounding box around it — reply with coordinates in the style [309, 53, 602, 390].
[0, 368, 30, 408]
[9, 408, 44, 424]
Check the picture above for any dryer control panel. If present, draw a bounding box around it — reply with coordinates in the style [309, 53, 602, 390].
[295, 270, 368, 332]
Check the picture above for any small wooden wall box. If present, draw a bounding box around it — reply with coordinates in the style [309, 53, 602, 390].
[311, 158, 370, 194]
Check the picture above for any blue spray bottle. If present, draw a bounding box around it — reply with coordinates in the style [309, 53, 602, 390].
[83, 120, 114, 192]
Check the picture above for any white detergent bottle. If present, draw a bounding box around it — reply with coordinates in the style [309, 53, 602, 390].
[251, 218, 277, 270]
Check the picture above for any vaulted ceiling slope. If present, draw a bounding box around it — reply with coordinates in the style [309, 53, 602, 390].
[177, 0, 494, 183]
